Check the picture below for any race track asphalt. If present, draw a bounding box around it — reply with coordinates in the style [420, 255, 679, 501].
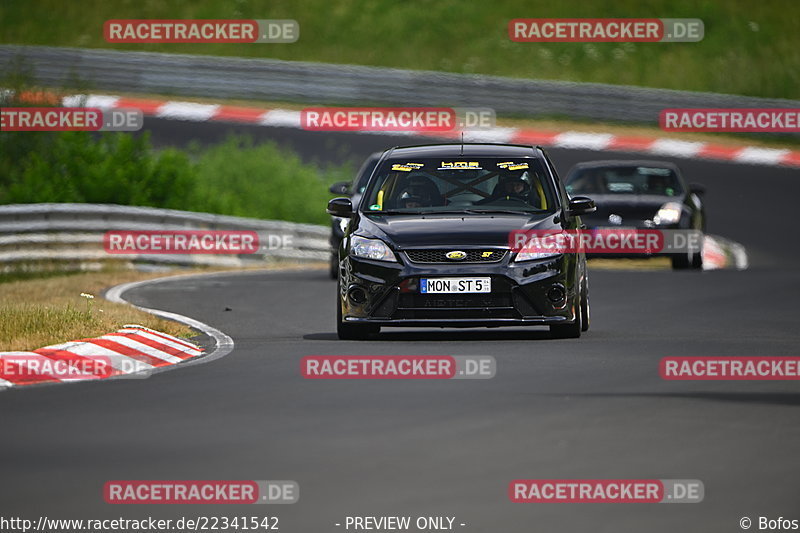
[1, 120, 798, 533]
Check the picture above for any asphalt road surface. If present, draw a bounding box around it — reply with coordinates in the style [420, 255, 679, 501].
[1, 123, 798, 533]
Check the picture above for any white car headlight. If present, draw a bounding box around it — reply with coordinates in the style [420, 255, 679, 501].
[653, 202, 683, 225]
[350, 235, 397, 262]
[514, 250, 562, 262]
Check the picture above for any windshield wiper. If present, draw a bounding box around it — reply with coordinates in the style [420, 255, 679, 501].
[461, 209, 539, 215]
[365, 210, 427, 215]
[366, 209, 540, 216]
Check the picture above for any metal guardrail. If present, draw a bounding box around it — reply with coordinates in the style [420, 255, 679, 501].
[0, 203, 330, 271]
[2, 45, 798, 125]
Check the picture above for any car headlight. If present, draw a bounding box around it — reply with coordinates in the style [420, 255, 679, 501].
[350, 235, 397, 262]
[514, 250, 562, 262]
[653, 202, 683, 225]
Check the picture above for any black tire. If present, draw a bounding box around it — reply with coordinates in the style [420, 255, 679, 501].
[672, 227, 704, 270]
[690, 237, 704, 270]
[336, 288, 379, 340]
[580, 277, 590, 332]
[671, 252, 690, 270]
[329, 255, 338, 280]
[550, 286, 582, 339]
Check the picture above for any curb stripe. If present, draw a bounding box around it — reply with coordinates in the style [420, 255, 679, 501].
[156, 102, 220, 121]
[0, 324, 203, 389]
[39, 340, 155, 372]
[118, 328, 201, 354]
[95, 335, 184, 364]
[104, 332, 196, 360]
[120, 324, 201, 352]
[648, 139, 705, 158]
[82, 338, 174, 367]
[114, 97, 165, 114]
[215, 105, 272, 122]
[33, 92, 791, 168]
[33, 348, 115, 377]
[0, 360, 59, 385]
[0, 353, 63, 384]
[607, 135, 660, 151]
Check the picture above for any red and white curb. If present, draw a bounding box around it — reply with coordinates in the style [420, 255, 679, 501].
[59, 93, 800, 168]
[703, 235, 748, 271]
[0, 324, 203, 388]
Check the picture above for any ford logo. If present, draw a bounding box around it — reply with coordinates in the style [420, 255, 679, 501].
[446, 251, 467, 260]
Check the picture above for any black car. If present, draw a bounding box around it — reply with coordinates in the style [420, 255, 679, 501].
[327, 152, 382, 279]
[327, 143, 596, 340]
[565, 160, 706, 270]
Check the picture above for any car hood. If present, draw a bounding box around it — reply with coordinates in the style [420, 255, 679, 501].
[582, 194, 678, 223]
[357, 213, 560, 248]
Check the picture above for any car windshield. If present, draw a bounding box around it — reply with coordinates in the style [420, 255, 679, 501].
[566, 166, 683, 196]
[361, 157, 557, 214]
[353, 155, 381, 195]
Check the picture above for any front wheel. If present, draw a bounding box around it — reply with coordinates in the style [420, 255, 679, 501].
[336, 289, 379, 340]
[671, 234, 704, 270]
[550, 286, 582, 339]
[580, 276, 590, 332]
[329, 254, 338, 280]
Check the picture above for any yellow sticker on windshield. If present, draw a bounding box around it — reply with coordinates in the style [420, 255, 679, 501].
[498, 161, 529, 170]
[392, 163, 424, 172]
[439, 161, 481, 170]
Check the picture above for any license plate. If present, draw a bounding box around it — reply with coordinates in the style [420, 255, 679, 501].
[420, 277, 491, 294]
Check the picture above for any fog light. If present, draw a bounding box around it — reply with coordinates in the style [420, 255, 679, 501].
[546, 285, 566, 304]
[348, 286, 368, 305]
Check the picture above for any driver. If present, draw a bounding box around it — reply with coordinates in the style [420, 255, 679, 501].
[397, 187, 433, 209]
[647, 174, 674, 196]
[478, 173, 531, 204]
[499, 176, 530, 199]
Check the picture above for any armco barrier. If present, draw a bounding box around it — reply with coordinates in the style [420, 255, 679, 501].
[0, 203, 329, 270]
[1, 45, 798, 125]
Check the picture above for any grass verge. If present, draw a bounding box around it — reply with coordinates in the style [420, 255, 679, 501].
[0, 269, 194, 351]
[1, 0, 798, 99]
[0, 263, 322, 352]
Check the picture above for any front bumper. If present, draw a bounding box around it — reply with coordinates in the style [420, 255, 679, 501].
[584, 223, 685, 259]
[338, 250, 580, 328]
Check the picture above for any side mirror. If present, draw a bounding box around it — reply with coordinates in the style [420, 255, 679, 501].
[567, 196, 596, 216]
[327, 197, 354, 218]
[329, 181, 351, 195]
[689, 183, 706, 196]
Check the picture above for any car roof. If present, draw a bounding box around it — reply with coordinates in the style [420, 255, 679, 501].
[570, 160, 681, 171]
[383, 143, 539, 159]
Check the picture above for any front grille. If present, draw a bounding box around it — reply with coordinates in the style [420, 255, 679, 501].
[398, 293, 513, 309]
[389, 277, 519, 320]
[404, 249, 507, 264]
